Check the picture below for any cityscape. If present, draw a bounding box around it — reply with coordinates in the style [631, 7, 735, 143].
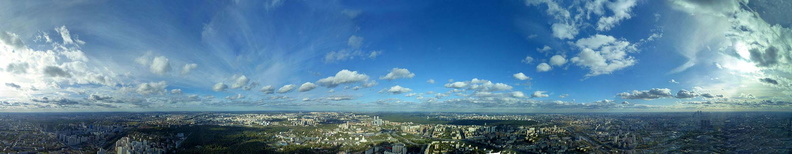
[1, 111, 790, 153]
[2, 0, 792, 153]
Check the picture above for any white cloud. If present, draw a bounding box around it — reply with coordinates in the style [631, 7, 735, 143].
[559, 94, 569, 98]
[226, 94, 244, 100]
[596, 0, 637, 31]
[387, 85, 412, 94]
[669, 79, 679, 84]
[5, 83, 21, 89]
[445, 78, 512, 92]
[212, 82, 228, 92]
[181, 63, 197, 75]
[513, 72, 531, 80]
[135, 53, 172, 75]
[512, 91, 526, 98]
[43, 66, 71, 77]
[444, 81, 468, 89]
[380, 68, 415, 80]
[230, 75, 250, 89]
[549, 55, 567, 66]
[150, 56, 171, 75]
[617, 88, 673, 100]
[298, 82, 317, 92]
[536, 63, 551, 72]
[525, 0, 646, 77]
[136, 81, 167, 95]
[427, 79, 435, 84]
[489, 83, 513, 91]
[243, 82, 258, 91]
[170, 89, 182, 95]
[521, 56, 534, 64]
[675, 89, 699, 99]
[575, 34, 617, 49]
[316, 69, 369, 88]
[531, 91, 549, 98]
[277, 84, 296, 93]
[0, 31, 25, 49]
[55, 26, 74, 45]
[362, 80, 378, 88]
[551, 23, 578, 39]
[260, 85, 275, 94]
[536, 45, 552, 53]
[570, 34, 637, 76]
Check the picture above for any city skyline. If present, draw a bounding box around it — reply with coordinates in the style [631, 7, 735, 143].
[1, 0, 791, 112]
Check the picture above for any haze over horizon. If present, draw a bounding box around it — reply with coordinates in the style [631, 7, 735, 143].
[1, 0, 791, 112]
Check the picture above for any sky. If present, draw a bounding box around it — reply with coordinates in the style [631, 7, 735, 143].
[1, 0, 791, 112]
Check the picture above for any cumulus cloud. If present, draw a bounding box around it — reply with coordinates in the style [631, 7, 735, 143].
[212, 82, 228, 92]
[531, 91, 549, 98]
[444, 78, 512, 92]
[0, 31, 25, 49]
[427, 79, 435, 84]
[260, 85, 275, 94]
[675, 89, 699, 99]
[668, 0, 792, 81]
[551, 23, 578, 39]
[170, 89, 182, 95]
[536, 63, 551, 72]
[445, 81, 468, 89]
[316, 70, 369, 88]
[298, 82, 317, 92]
[277, 84, 296, 93]
[549, 55, 567, 66]
[512, 91, 526, 98]
[559, 94, 569, 98]
[150, 56, 171, 75]
[596, 0, 637, 31]
[380, 68, 415, 80]
[230, 75, 250, 89]
[513, 72, 531, 80]
[136, 81, 167, 95]
[136, 53, 172, 75]
[5, 83, 21, 89]
[387, 85, 412, 94]
[88, 94, 112, 101]
[570, 34, 637, 77]
[669, 79, 679, 84]
[43, 66, 71, 77]
[31, 97, 79, 106]
[1, 26, 123, 91]
[759, 78, 779, 85]
[701, 93, 720, 99]
[617, 88, 673, 100]
[5, 63, 29, 74]
[527, 0, 637, 38]
[243, 82, 258, 91]
[226, 94, 245, 100]
[181, 63, 197, 75]
[536, 45, 552, 53]
[526, 1, 644, 77]
[522, 56, 534, 64]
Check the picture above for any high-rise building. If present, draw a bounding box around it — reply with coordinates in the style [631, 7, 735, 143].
[372, 116, 384, 126]
[392, 143, 406, 154]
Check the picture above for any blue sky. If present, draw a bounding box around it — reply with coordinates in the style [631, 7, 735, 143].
[1, 0, 791, 112]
